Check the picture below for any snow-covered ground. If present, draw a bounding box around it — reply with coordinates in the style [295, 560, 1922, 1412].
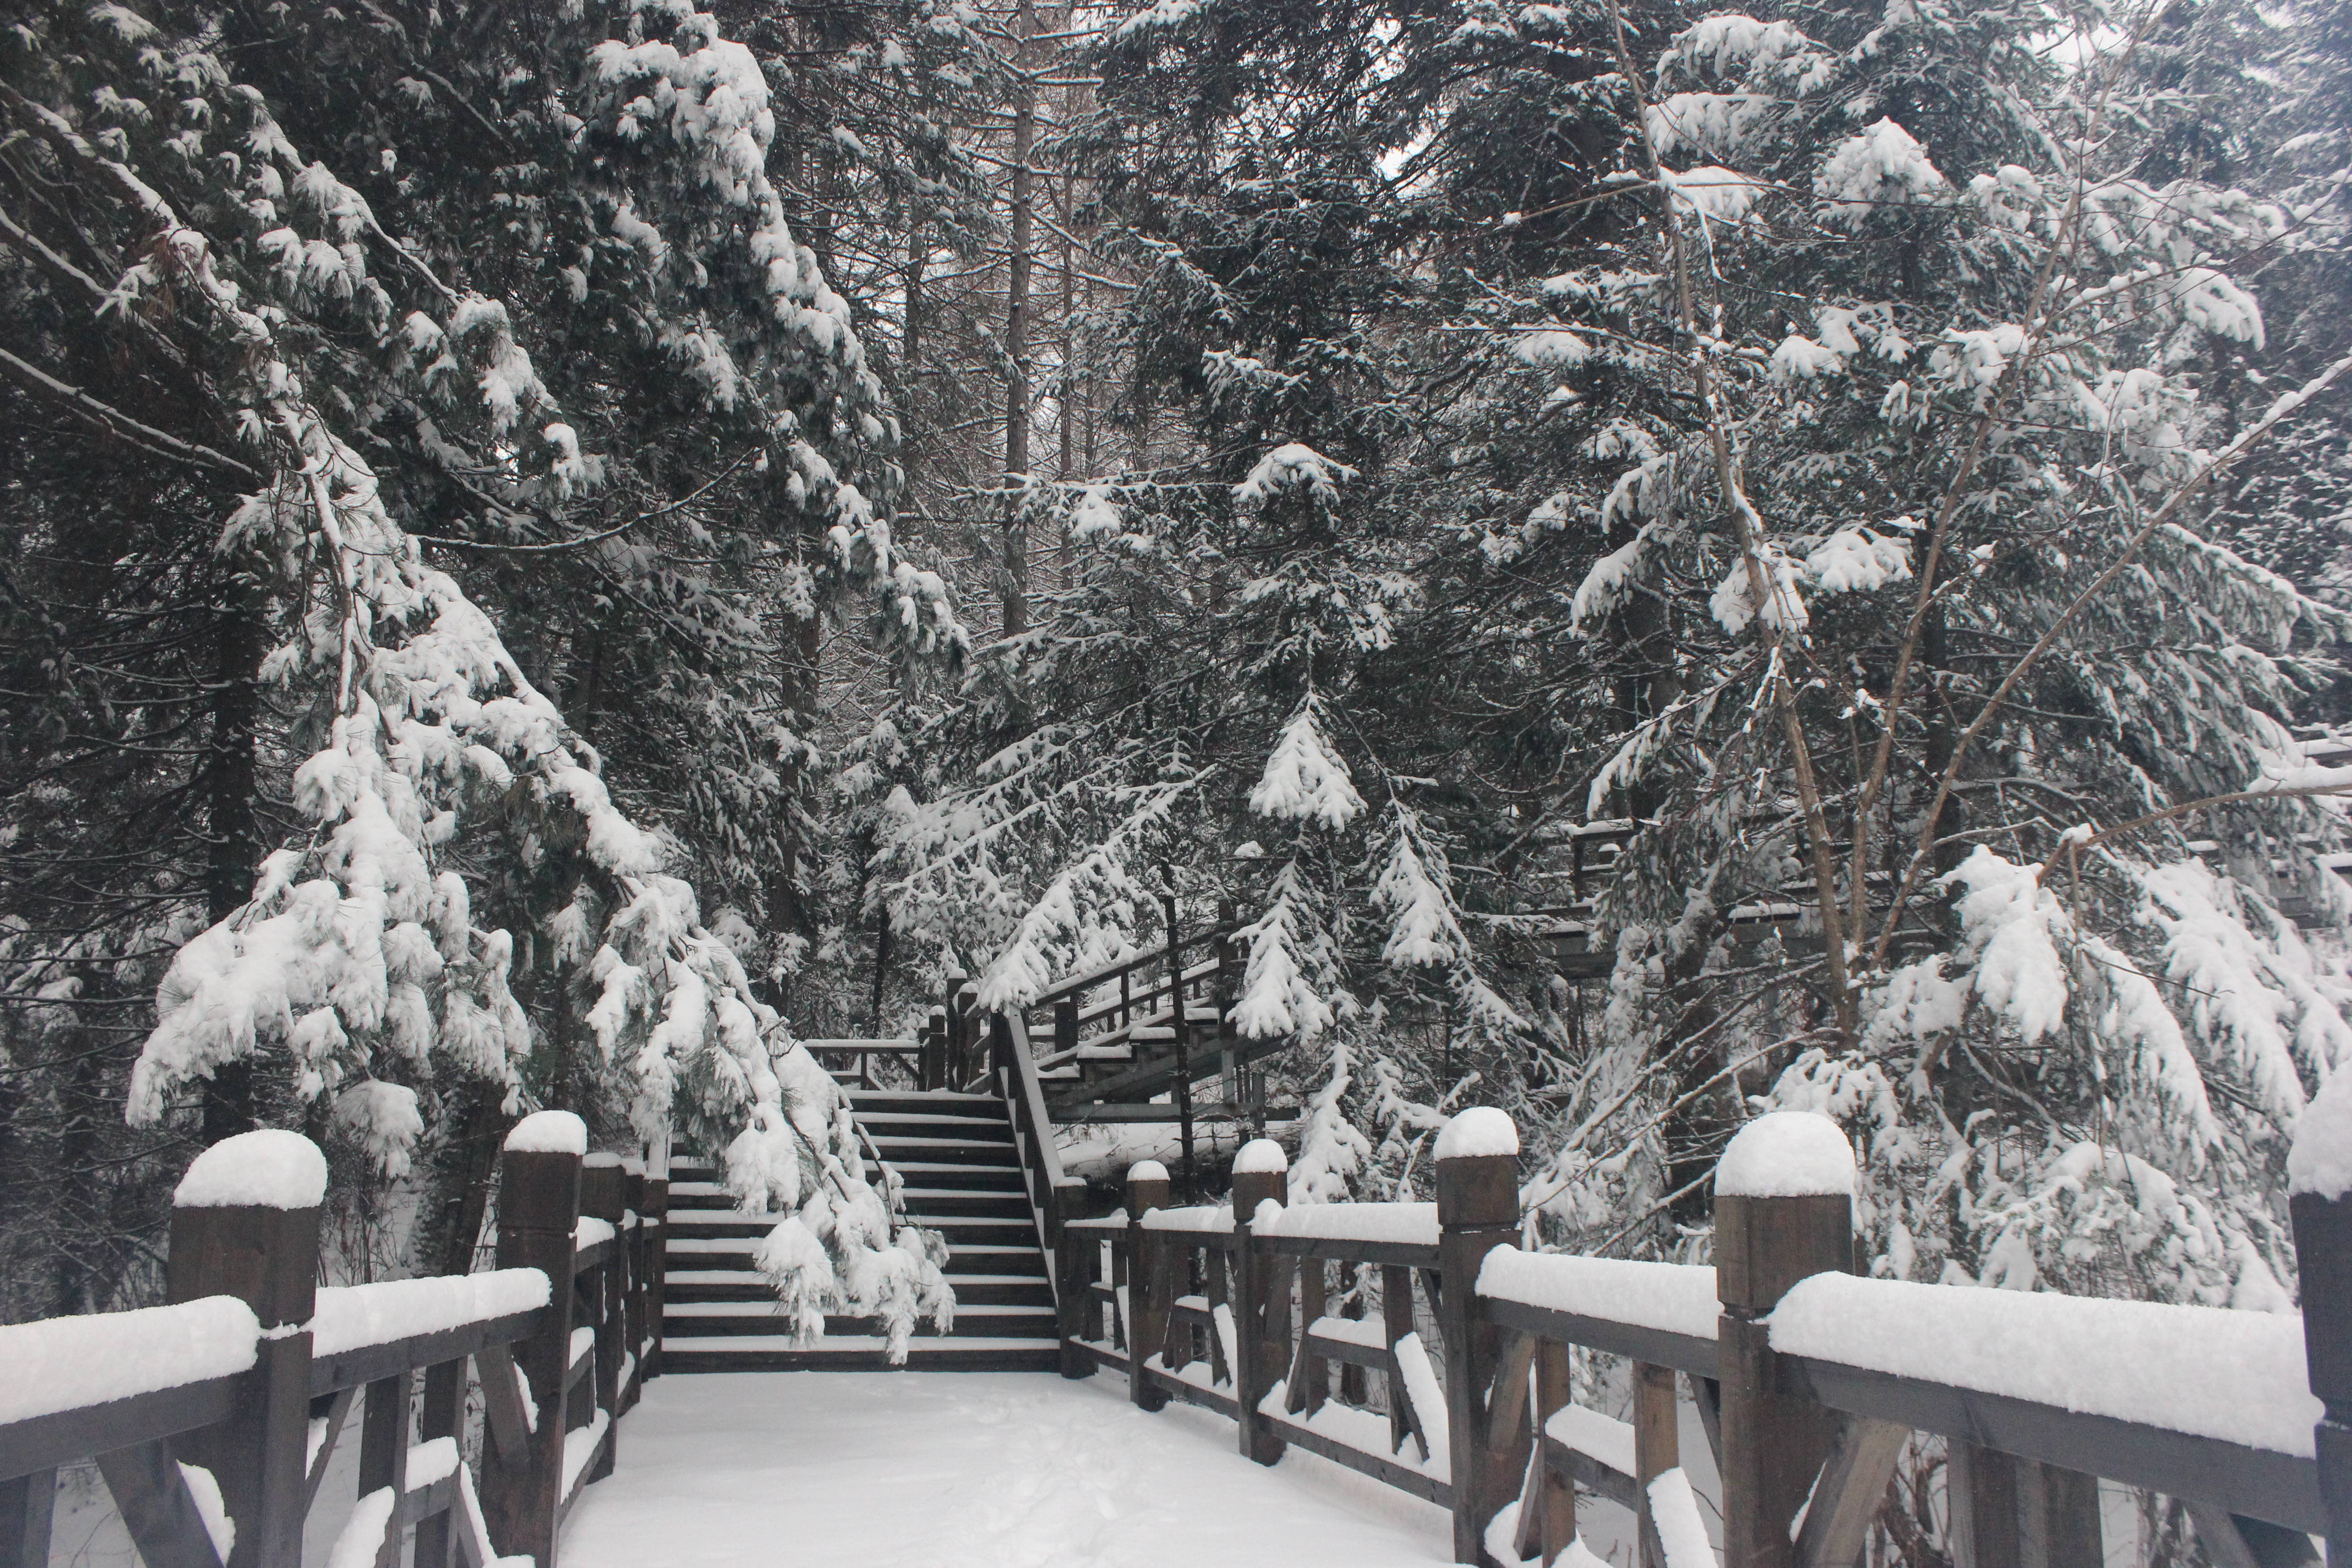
[561, 1371, 1456, 1567]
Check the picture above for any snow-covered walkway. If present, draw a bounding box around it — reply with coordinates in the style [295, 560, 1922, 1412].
[561, 1371, 1456, 1567]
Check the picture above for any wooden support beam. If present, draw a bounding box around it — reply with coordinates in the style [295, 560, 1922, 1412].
[165, 1137, 320, 1568]
[1126, 1164, 1171, 1413]
[1435, 1116, 1529, 1567]
[356, 1372, 411, 1568]
[480, 1123, 581, 1568]
[1532, 1343, 1575, 1567]
[1949, 1442, 2021, 1568]
[1716, 1183, 1852, 1568]
[0, 1469, 55, 1568]
[1633, 1361, 1678, 1568]
[95, 1440, 225, 1568]
[1792, 1416, 1906, 1568]
[1231, 1143, 1289, 1465]
[411, 1360, 465, 1568]
[302, 1388, 355, 1511]
[1483, 1331, 1536, 1452]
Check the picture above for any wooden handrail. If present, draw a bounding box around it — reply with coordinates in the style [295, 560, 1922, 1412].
[1022, 929, 1223, 1016]
[1061, 1113, 2348, 1568]
[0, 1121, 663, 1568]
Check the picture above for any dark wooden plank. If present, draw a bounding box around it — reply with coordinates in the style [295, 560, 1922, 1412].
[1783, 1356, 2325, 1534]
[411, 1360, 465, 1568]
[94, 1439, 224, 1568]
[1479, 1294, 1720, 1379]
[401, 1471, 457, 1527]
[0, 1468, 54, 1568]
[1485, 1330, 1537, 1451]
[1477, 1298, 1721, 1382]
[1303, 1328, 1390, 1372]
[1065, 1339, 1131, 1376]
[303, 1387, 357, 1511]
[1142, 1365, 1240, 1419]
[569, 1236, 616, 1275]
[307, 1309, 545, 1396]
[0, 1377, 244, 1489]
[1534, 1342, 1576, 1566]
[1383, 1265, 1419, 1463]
[1793, 1416, 1907, 1568]
[475, 1345, 532, 1465]
[2019, 1459, 2104, 1568]
[1544, 1433, 1642, 1512]
[1253, 1235, 1444, 1270]
[358, 1373, 411, 1568]
[1259, 1409, 1454, 1507]
[1633, 1361, 1678, 1568]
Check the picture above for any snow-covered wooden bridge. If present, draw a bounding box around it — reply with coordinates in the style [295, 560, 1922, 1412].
[5, 937, 2348, 1568]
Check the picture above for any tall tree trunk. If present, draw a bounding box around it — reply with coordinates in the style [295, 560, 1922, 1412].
[1000, 0, 1038, 637]
[200, 585, 261, 1143]
[766, 543, 825, 1013]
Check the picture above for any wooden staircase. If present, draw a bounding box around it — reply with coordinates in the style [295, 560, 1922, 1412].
[659, 1089, 1060, 1371]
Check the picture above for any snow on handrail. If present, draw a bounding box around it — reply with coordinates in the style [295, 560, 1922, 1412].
[1141, 1204, 1235, 1233]
[1255, 1202, 1439, 1247]
[0, 1296, 260, 1426]
[1770, 1273, 2319, 1458]
[1001, 1011, 1074, 1195]
[1476, 1248, 1719, 1341]
[310, 1269, 552, 1358]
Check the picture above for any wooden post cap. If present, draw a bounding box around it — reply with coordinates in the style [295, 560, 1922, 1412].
[1435, 1107, 1519, 1228]
[1127, 1160, 1171, 1218]
[1230, 1140, 1287, 1218]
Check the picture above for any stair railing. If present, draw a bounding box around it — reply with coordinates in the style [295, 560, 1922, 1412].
[985, 1010, 1090, 1376]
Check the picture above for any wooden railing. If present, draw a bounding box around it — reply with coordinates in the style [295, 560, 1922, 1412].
[0, 1115, 666, 1568]
[1055, 1109, 2349, 1568]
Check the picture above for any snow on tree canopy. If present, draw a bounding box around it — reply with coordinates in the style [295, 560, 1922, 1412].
[0, 1298, 260, 1426]
[505, 1110, 589, 1156]
[1435, 1106, 1519, 1160]
[1248, 701, 1364, 828]
[1233, 1139, 1289, 1174]
[174, 1129, 329, 1210]
[1714, 1111, 1855, 1197]
[2290, 1069, 2352, 1201]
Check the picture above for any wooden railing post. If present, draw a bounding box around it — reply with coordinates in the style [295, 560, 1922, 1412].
[1053, 996, 1079, 1059]
[1435, 1107, 1527, 1567]
[621, 1161, 647, 1410]
[412, 1357, 464, 1568]
[581, 1154, 626, 1484]
[1055, 1215, 1091, 1379]
[2293, 1144, 2352, 1565]
[165, 1130, 323, 1568]
[1127, 1160, 1171, 1412]
[1230, 1139, 1289, 1465]
[921, 1006, 947, 1091]
[1714, 1111, 1855, 1568]
[482, 1111, 584, 1568]
[643, 1146, 670, 1380]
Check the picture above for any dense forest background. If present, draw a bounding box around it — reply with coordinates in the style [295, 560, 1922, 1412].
[4, 0, 2350, 1510]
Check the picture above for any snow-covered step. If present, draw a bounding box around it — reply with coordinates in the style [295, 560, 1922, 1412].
[657, 1335, 1060, 1373]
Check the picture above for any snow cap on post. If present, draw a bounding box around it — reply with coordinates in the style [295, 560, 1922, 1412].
[1435, 1106, 1519, 1161]
[1715, 1110, 1855, 1198]
[1233, 1139, 1289, 1175]
[1127, 1159, 1170, 1183]
[174, 1129, 328, 1210]
[2290, 1070, 2352, 1201]
[504, 1109, 588, 1156]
